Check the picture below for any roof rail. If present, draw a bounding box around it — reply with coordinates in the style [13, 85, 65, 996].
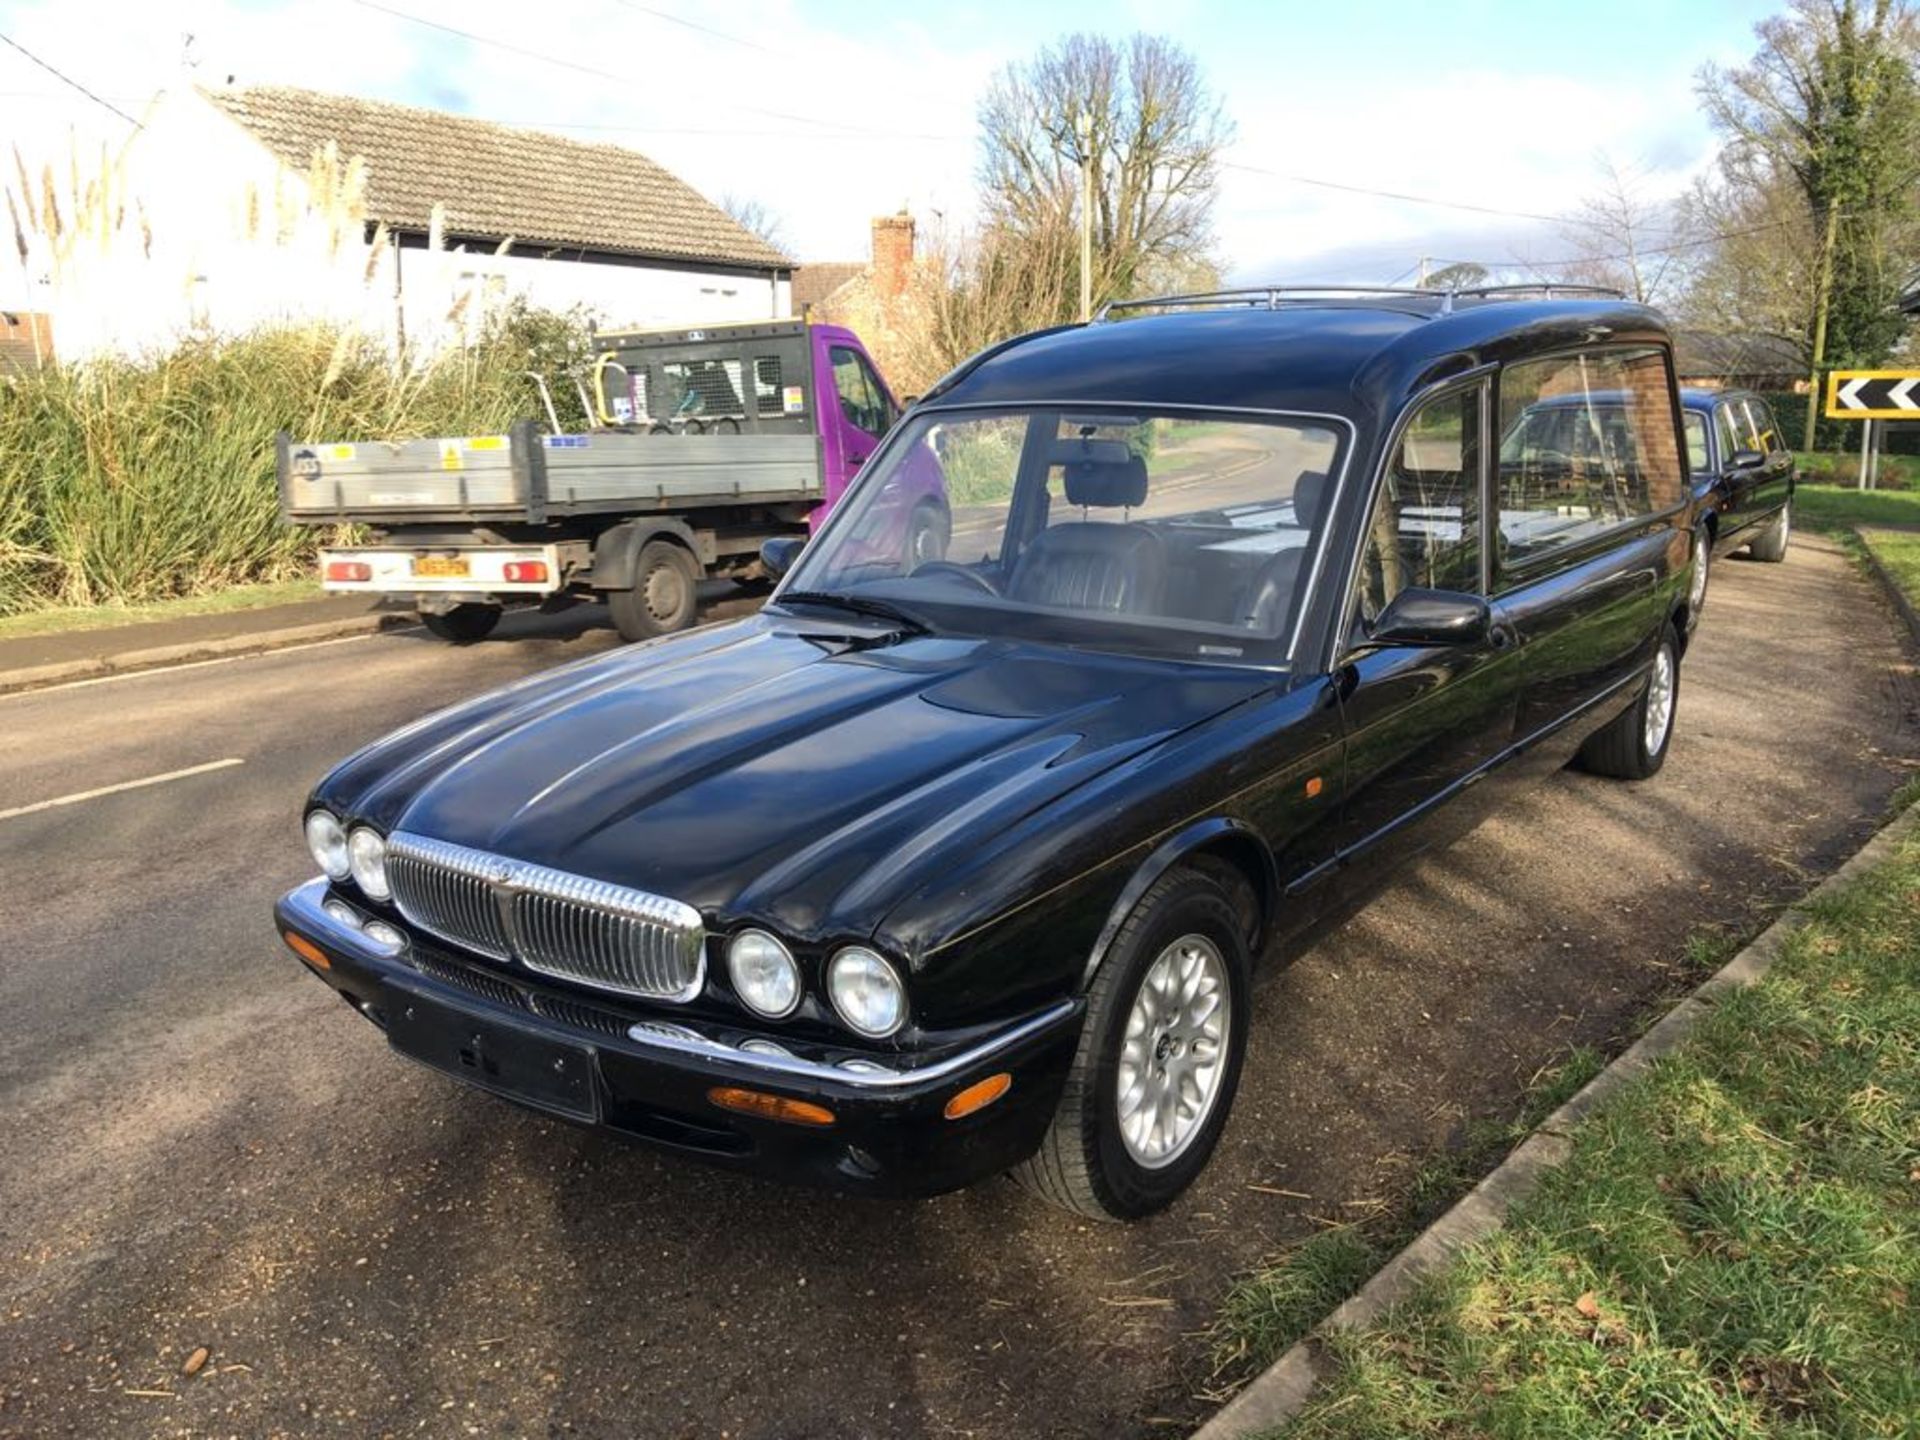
[1092, 281, 1627, 323]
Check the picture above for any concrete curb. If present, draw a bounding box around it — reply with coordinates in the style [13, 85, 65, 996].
[0, 613, 411, 696]
[1194, 799, 1920, 1440]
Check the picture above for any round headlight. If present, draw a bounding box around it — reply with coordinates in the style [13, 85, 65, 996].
[827, 947, 905, 1038]
[727, 929, 801, 1018]
[347, 826, 391, 900]
[305, 810, 350, 879]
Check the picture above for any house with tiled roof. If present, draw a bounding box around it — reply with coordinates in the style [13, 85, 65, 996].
[10, 83, 790, 359]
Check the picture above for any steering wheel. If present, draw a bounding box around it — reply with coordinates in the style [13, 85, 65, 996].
[909, 562, 999, 595]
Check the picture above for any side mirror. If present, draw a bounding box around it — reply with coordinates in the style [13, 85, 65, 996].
[760, 536, 805, 581]
[1370, 587, 1491, 647]
[1730, 448, 1766, 471]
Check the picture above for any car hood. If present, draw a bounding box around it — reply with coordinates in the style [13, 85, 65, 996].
[315, 614, 1273, 947]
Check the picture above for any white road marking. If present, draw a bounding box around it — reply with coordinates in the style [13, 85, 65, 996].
[0, 757, 245, 820]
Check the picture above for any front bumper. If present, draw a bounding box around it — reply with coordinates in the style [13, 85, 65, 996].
[274, 878, 1083, 1197]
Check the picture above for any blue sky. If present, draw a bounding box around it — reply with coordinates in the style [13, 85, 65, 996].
[0, 0, 1782, 280]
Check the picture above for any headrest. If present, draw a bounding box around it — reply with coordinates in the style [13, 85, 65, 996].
[1293, 469, 1330, 527]
[1063, 453, 1150, 509]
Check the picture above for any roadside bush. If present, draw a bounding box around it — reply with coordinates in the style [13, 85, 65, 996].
[0, 304, 592, 615]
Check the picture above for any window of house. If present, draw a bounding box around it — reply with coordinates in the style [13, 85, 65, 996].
[1354, 384, 1483, 631]
[1495, 346, 1684, 570]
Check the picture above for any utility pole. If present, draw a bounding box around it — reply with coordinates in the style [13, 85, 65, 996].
[1078, 115, 1093, 322]
[1804, 205, 1840, 454]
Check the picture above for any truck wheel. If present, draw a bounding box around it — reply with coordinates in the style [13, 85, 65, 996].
[609, 540, 700, 641]
[1577, 625, 1678, 780]
[1012, 865, 1250, 1221]
[903, 501, 951, 574]
[420, 604, 500, 644]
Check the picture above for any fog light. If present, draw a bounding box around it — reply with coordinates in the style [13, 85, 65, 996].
[503, 560, 549, 584]
[363, 920, 407, 953]
[708, 1086, 835, 1127]
[322, 897, 362, 930]
[738, 1038, 795, 1059]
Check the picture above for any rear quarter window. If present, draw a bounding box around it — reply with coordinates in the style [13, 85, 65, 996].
[1494, 346, 1685, 577]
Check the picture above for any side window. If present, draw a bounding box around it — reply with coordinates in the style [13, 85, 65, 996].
[1355, 385, 1483, 629]
[830, 345, 891, 438]
[1715, 404, 1741, 468]
[1745, 398, 1786, 455]
[1495, 346, 1684, 572]
[1684, 412, 1710, 473]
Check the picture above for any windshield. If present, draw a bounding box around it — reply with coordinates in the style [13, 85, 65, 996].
[779, 408, 1345, 660]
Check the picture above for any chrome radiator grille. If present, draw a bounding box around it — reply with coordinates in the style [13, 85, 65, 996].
[386, 831, 705, 1002]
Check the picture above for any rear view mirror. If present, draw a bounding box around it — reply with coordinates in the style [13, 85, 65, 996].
[1730, 448, 1766, 471]
[760, 536, 805, 580]
[1370, 588, 1490, 647]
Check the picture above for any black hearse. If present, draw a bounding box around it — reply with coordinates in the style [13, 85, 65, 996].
[278, 286, 1696, 1220]
[1678, 387, 1796, 619]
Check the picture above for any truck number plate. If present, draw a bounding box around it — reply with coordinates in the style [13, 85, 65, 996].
[412, 556, 471, 578]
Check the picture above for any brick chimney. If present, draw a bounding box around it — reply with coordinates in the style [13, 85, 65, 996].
[871, 211, 915, 300]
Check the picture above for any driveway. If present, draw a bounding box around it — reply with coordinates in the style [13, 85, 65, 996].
[1, 538, 1913, 1438]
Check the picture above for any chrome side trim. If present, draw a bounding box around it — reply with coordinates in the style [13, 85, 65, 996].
[621, 999, 1081, 1089]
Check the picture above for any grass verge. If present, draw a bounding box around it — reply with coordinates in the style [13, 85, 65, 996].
[1792, 481, 1920, 533]
[0, 580, 325, 642]
[1793, 449, 1920, 491]
[1256, 833, 1920, 1438]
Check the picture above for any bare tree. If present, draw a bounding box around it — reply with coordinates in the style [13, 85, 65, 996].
[1556, 155, 1695, 304]
[976, 32, 1232, 310]
[719, 194, 790, 257]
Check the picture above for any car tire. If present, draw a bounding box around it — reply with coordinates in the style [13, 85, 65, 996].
[902, 500, 951, 574]
[1746, 501, 1791, 563]
[1012, 865, 1250, 1221]
[420, 604, 500, 644]
[1686, 528, 1710, 631]
[1578, 624, 1679, 780]
[608, 540, 701, 642]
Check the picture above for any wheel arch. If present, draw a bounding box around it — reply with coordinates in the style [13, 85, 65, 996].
[589, 518, 705, 592]
[1078, 818, 1278, 990]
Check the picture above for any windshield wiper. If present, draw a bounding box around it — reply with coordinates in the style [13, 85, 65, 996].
[776, 590, 934, 636]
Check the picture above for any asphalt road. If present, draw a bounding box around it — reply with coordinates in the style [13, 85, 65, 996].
[2, 542, 1915, 1439]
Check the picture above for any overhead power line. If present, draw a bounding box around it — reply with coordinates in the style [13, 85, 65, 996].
[0, 32, 139, 126]
[348, 0, 965, 143]
[611, 0, 774, 54]
[1221, 159, 1566, 225]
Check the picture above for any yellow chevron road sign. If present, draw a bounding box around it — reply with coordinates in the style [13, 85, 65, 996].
[1825, 369, 1920, 419]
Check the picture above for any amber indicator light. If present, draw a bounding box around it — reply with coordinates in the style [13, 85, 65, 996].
[708, 1086, 836, 1128]
[944, 1072, 1013, 1120]
[1305, 776, 1323, 799]
[282, 931, 332, 970]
